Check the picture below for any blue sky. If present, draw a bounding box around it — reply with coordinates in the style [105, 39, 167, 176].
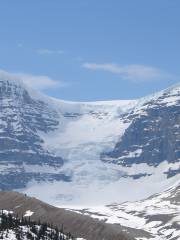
[0, 0, 180, 101]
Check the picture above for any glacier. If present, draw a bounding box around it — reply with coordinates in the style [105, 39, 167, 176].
[0, 78, 179, 207]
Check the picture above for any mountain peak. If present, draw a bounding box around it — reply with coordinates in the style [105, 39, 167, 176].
[0, 72, 49, 104]
[0, 70, 24, 87]
[163, 82, 180, 97]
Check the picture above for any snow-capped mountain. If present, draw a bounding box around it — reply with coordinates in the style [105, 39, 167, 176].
[102, 84, 180, 169]
[0, 77, 179, 205]
[0, 79, 68, 190]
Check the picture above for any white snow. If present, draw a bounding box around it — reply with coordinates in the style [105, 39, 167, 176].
[60, 180, 180, 240]
[24, 210, 34, 217]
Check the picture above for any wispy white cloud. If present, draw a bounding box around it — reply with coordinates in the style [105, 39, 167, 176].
[0, 69, 65, 91]
[83, 63, 173, 82]
[37, 49, 64, 55]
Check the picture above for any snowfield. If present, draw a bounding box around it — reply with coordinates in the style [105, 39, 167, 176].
[61, 180, 180, 240]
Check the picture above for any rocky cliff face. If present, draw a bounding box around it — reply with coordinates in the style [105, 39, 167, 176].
[0, 79, 67, 190]
[101, 85, 180, 177]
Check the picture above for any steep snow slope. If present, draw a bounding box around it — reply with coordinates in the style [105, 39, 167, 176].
[0, 77, 179, 206]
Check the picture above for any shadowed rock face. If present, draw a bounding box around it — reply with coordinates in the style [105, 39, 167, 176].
[0, 191, 133, 240]
[101, 88, 180, 172]
[0, 80, 67, 189]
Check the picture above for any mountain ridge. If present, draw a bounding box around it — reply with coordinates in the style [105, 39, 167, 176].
[0, 191, 133, 240]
